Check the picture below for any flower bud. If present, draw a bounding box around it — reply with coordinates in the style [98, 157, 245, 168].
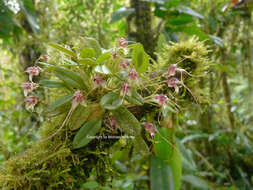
[21, 82, 38, 96]
[118, 37, 128, 48]
[25, 66, 43, 82]
[72, 90, 86, 108]
[143, 122, 156, 137]
[24, 95, 39, 111]
[93, 73, 106, 87]
[154, 94, 168, 107]
[120, 82, 130, 97]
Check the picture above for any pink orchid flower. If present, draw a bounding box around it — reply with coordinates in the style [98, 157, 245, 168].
[25, 66, 43, 81]
[24, 95, 39, 111]
[129, 68, 139, 81]
[109, 116, 120, 128]
[93, 73, 106, 87]
[154, 94, 168, 107]
[118, 37, 128, 48]
[167, 77, 182, 93]
[120, 82, 130, 97]
[143, 122, 156, 137]
[40, 55, 50, 62]
[111, 52, 117, 59]
[21, 82, 38, 96]
[72, 90, 86, 108]
[118, 59, 131, 70]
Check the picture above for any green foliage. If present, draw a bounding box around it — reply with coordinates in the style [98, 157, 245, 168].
[73, 118, 102, 149]
[131, 43, 149, 73]
[1, 0, 252, 189]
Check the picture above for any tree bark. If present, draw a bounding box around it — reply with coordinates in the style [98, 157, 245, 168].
[127, 0, 158, 59]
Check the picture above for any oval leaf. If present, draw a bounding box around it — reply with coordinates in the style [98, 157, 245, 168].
[79, 58, 97, 66]
[72, 118, 102, 149]
[39, 80, 65, 88]
[110, 7, 135, 23]
[150, 155, 174, 190]
[55, 67, 86, 89]
[68, 105, 91, 130]
[100, 93, 123, 110]
[94, 65, 111, 75]
[49, 43, 76, 58]
[132, 43, 149, 73]
[96, 52, 111, 64]
[125, 89, 144, 105]
[82, 181, 99, 189]
[48, 94, 73, 112]
[112, 106, 149, 154]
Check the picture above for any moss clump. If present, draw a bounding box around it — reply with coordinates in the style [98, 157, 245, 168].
[0, 114, 85, 190]
[158, 37, 212, 103]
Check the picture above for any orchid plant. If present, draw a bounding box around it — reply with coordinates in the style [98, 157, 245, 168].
[16, 37, 210, 190]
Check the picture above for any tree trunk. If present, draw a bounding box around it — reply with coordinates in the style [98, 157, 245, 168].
[127, 0, 158, 59]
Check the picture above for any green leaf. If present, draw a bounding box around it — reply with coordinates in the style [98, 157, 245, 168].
[48, 94, 73, 112]
[20, 0, 40, 34]
[112, 106, 149, 154]
[154, 128, 173, 161]
[110, 7, 135, 23]
[55, 73, 83, 89]
[166, 14, 194, 26]
[78, 58, 97, 66]
[100, 92, 123, 110]
[167, 143, 182, 190]
[82, 181, 99, 189]
[80, 48, 95, 58]
[125, 89, 144, 105]
[39, 80, 65, 88]
[177, 139, 197, 171]
[177, 6, 204, 19]
[94, 65, 111, 75]
[132, 43, 149, 73]
[153, 128, 182, 190]
[182, 175, 211, 189]
[209, 35, 224, 47]
[102, 187, 112, 190]
[68, 105, 91, 130]
[54, 67, 86, 89]
[82, 37, 102, 58]
[73, 118, 102, 149]
[172, 25, 210, 40]
[96, 52, 111, 64]
[49, 43, 76, 58]
[150, 155, 174, 190]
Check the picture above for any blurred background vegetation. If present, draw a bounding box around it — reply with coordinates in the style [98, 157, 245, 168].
[0, 0, 252, 189]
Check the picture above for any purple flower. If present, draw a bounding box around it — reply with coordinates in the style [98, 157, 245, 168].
[109, 117, 120, 128]
[167, 77, 181, 87]
[120, 82, 130, 96]
[143, 122, 156, 137]
[25, 66, 43, 81]
[72, 90, 86, 108]
[129, 68, 138, 81]
[168, 64, 177, 76]
[21, 82, 38, 96]
[154, 94, 168, 106]
[40, 55, 50, 62]
[24, 95, 39, 111]
[118, 37, 128, 48]
[93, 73, 106, 87]
[118, 59, 131, 70]
[167, 77, 182, 93]
[111, 52, 117, 59]
[163, 64, 177, 78]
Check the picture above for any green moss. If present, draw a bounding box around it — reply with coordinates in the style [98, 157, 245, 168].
[0, 114, 84, 190]
[158, 37, 212, 103]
